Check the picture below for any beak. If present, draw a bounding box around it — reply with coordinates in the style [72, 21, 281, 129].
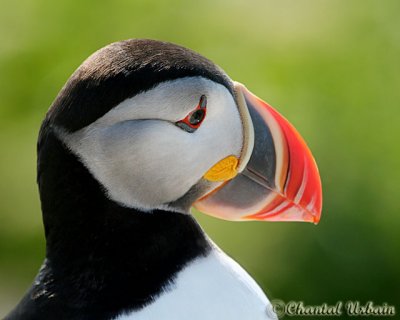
[193, 82, 322, 224]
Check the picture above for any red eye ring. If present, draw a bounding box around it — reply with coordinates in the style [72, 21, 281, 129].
[176, 95, 207, 133]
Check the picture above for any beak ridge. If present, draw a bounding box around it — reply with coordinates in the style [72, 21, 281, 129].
[194, 83, 322, 224]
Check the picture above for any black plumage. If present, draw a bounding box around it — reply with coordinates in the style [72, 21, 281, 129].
[48, 39, 233, 132]
[5, 39, 236, 319]
[7, 120, 211, 320]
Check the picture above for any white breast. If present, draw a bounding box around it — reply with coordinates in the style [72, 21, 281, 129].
[114, 248, 277, 320]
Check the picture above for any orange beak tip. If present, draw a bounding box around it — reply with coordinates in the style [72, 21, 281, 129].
[194, 83, 323, 225]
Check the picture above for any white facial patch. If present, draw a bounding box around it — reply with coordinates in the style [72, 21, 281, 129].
[57, 77, 243, 211]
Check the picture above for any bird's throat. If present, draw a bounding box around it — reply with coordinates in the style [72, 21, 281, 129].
[35, 123, 211, 316]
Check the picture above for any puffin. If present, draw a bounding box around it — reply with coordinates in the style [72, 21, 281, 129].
[5, 39, 322, 320]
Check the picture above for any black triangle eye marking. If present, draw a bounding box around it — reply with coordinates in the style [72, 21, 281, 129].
[176, 95, 207, 133]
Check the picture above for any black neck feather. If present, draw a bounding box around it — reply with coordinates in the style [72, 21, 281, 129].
[7, 122, 210, 320]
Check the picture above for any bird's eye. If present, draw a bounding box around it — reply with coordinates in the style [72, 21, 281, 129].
[175, 95, 207, 133]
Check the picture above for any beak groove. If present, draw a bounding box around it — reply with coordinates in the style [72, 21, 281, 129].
[194, 82, 322, 224]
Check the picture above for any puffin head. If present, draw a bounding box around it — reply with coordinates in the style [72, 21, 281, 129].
[44, 39, 322, 224]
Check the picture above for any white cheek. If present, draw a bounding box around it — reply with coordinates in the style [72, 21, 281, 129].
[198, 90, 243, 158]
[98, 121, 199, 207]
[58, 78, 243, 210]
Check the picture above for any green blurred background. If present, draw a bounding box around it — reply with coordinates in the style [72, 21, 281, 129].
[1, 0, 399, 318]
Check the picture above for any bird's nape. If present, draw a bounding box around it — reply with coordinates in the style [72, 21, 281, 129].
[5, 39, 322, 320]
